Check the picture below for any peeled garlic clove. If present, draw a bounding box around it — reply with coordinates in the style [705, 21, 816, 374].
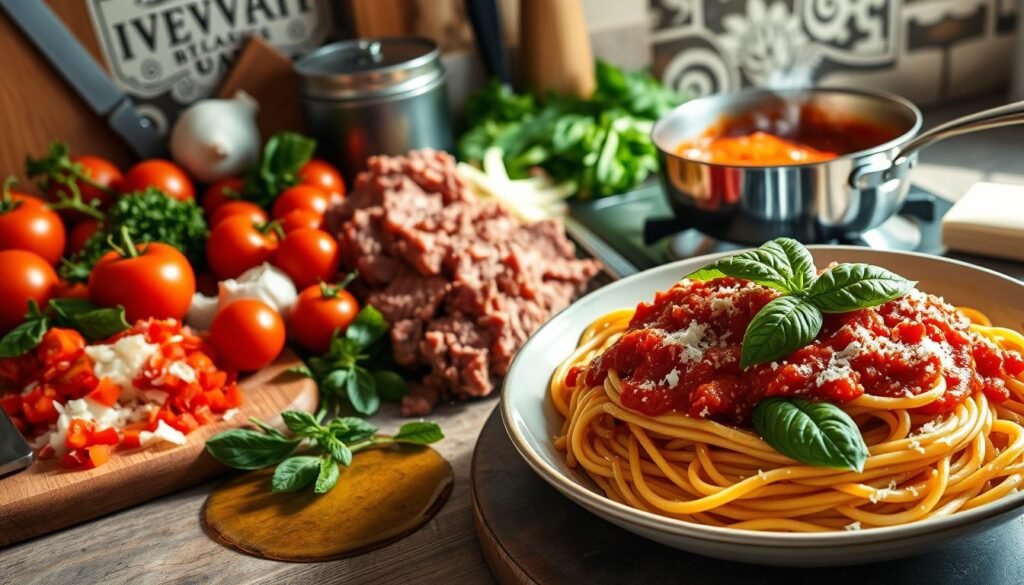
[170, 91, 260, 183]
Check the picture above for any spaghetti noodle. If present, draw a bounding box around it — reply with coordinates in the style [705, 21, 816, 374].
[552, 283, 1024, 532]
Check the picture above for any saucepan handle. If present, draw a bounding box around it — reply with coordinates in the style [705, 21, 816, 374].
[851, 99, 1024, 190]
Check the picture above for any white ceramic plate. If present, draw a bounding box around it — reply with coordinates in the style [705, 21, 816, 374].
[501, 246, 1024, 567]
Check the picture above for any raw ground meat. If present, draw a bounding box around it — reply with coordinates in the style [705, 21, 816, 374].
[330, 150, 601, 414]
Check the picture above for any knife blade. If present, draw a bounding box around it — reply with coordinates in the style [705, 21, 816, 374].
[0, 410, 33, 477]
[0, 0, 165, 159]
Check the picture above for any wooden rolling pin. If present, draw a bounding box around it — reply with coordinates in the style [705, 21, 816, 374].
[519, 0, 595, 98]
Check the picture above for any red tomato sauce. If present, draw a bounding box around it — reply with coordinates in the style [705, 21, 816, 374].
[583, 278, 1024, 424]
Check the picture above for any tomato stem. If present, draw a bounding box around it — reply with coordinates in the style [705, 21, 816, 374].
[47, 178, 106, 220]
[108, 226, 141, 259]
[0, 176, 17, 212]
[258, 219, 285, 240]
[319, 271, 358, 299]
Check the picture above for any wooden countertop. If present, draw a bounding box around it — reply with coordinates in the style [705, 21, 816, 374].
[2, 98, 1024, 585]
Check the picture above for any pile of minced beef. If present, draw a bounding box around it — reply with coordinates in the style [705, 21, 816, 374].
[331, 150, 601, 414]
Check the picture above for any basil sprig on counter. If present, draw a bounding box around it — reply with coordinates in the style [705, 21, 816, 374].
[752, 398, 869, 472]
[0, 298, 131, 357]
[687, 238, 914, 368]
[206, 411, 444, 494]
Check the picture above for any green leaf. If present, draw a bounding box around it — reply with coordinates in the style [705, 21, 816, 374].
[205, 429, 300, 470]
[320, 368, 350, 397]
[315, 456, 340, 493]
[320, 434, 353, 466]
[48, 299, 130, 341]
[248, 416, 286, 439]
[373, 370, 409, 401]
[741, 296, 823, 368]
[280, 411, 319, 435]
[286, 363, 313, 378]
[687, 245, 792, 292]
[329, 416, 378, 443]
[393, 421, 444, 445]
[772, 238, 817, 291]
[271, 456, 321, 493]
[345, 305, 388, 350]
[346, 367, 380, 415]
[0, 300, 48, 358]
[805, 264, 915, 313]
[752, 398, 869, 472]
[245, 132, 316, 207]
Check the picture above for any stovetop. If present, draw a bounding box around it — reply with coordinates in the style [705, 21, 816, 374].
[568, 184, 953, 278]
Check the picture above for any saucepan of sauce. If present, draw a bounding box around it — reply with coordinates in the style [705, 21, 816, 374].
[652, 88, 1024, 244]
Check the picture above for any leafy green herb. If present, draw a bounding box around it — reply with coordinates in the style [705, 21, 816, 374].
[458, 61, 684, 199]
[740, 296, 823, 369]
[25, 142, 115, 217]
[752, 398, 869, 472]
[205, 411, 444, 494]
[297, 305, 408, 416]
[805, 264, 915, 313]
[62, 188, 208, 282]
[243, 132, 317, 207]
[0, 299, 132, 358]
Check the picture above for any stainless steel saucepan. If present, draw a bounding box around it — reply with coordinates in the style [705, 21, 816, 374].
[652, 88, 1024, 244]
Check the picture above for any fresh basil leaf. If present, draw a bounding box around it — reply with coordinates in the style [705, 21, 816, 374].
[320, 368, 350, 398]
[393, 421, 444, 445]
[0, 300, 48, 358]
[345, 305, 388, 350]
[248, 416, 286, 439]
[752, 398, 869, 472]
[286, 363, 313, 378]
[281, 411, 319, 435]
[315, 456, 340, 494]
[319, 434, 353, 466]
[205, 429, 300, 470]
[687, 246, 792, 292]
[63, 306, 130, 341]
[329, 416, 378, 443]
[271, 456, 321, 493]
[772, 237, 817, 291]
[373, 370, 409, 401]
[805, 263, 914, 313]
[741, 296, 822, 368]
[346, 367, 380, 415]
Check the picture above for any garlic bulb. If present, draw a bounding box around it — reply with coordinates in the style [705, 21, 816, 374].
[170, 91, 260, 183]
[218, 263, 298, 316]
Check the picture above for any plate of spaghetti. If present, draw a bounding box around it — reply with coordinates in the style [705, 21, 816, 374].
[500, 242, 1024, 566]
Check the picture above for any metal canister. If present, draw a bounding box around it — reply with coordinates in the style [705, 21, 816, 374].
[294, 37, 453, 179]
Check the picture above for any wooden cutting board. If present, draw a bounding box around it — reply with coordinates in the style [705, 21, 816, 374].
[0, 350, 317, 547]
[470, 406, 1024, 585]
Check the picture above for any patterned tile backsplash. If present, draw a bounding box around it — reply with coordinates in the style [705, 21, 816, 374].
[647, 0, 1017, 104]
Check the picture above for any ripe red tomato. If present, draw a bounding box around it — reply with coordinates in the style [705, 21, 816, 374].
[206, 216, 279, 280]
[272, 228, 340, 290]
[298, 159, 345, 203]
[280, 209, 322, 233]
[210, 299, 285, 371]
[210, 201, 268, 227]
[0, 250, 59, 332]
[289, 281, 360, 354]
[202, 176, 244, 216]
[121, 160, 195, 201]
[68, 219, 98, 255]
[0, 190, 67, 265]
[49, 155, 122, 217]
[89, 240, 196, 322]
[271, 184, 330, 220]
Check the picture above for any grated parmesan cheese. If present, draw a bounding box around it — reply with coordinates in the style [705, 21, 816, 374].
[844, 521, 862, 531]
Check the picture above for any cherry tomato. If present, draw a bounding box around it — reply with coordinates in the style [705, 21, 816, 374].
[298, 159, 345, 203]
[55, 281, 89, 300]
[289, 280, 360, 354]
[121, 160, 195, 201]
[49, 155, 122, 219]
[0, 250, 59, 332]
[280, 209, 322, 233]
[210, 201, 268, 227]
[0, 189, 66, 265]
[68, 219, 98, 255]
[89, 237, 196, 322]
[206, 216, 279, 280]
[272, 228, 340, 290]
[271, 184, 330, 221]
[210, 299, 285, 371]
[202, 177, 244, 216]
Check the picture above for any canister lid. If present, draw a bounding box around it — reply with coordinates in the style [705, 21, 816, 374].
[295, 37, 443, 100]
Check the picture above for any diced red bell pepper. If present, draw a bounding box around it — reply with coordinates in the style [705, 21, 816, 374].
[23, 393, 59, 425]
[62, 449, 87, 468]
[223, 384, 243, 409]
[91, 426, 120, 446]
[1, 393, 21, 416]
[48, 356, 98, 398]
[121, 429, 143, 449]
[84, 445, 111, 468]
[168, 412, 199, 435]
[65, 419, 93, 450]
[192, 404, 216, 425]
[37, 444, 54, 459]
[38, 328, 85, 366]
[86, 378, 121, 408]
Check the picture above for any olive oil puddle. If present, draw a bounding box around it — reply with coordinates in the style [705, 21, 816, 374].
[203, 445, 453, 561]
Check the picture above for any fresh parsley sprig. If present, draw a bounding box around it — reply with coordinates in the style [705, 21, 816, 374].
[289, 305, 409, 416]
[687, 238, 915, 368]
[0, 298, 131, 357]
[205, 411, 443, 494]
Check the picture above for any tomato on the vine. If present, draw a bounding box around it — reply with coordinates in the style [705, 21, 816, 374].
[0, 250, 59, 332]
[271, 184, 330, 220]
[210, 299, 285, 371]
[206, 215, 279, 280]
[279, 209, 322, 233]
[272, 227, 340, 290]
[210, 201, 268, 227]
[202, 176, 244, 216]
[0, 182, 66, 265]
[68, 219, 98, 255]
[121, 160, 195, 201]
[298, 159, 345, 203]
[88, 229, 196, 322]
[289, 277, 360, 354]
[48, 155, 122, 216]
